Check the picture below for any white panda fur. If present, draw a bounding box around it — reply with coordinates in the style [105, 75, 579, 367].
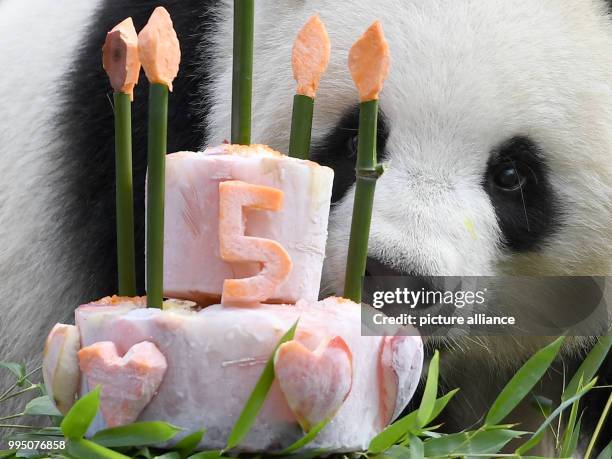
[204, 0, 612, 365]
[0, 0, 609, 454]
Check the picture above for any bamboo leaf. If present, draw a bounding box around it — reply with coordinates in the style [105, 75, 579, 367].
[515, 378, 597, 455]
[560, 392, 581, 457]
[427, 388, 459, 425]
[531, 394, 553, 418]
[0, 363, 25, 382]
[134, 447, 153, 459]
[34, 384, 46, 397]
[596, 439, 612, 459]
[7, 427, 63, 443]
[417, 350, 440, 427]
[374, 445, 411, 458]
[585, 391, 612, 459]
[66, 438, 130, 459]
[520, 457, 572, 459]
[563, 412, 583, 458]
[482, 423, 519, 431]
[225, 320, 299, 450]
[409, 436, 423, 459]
[9, 427, 62, 437]
[368, 413, 417, 454]
[368, 388, 459, 454]
[60, 386, 100, 439]
[174, 429, 206, 458]
[485, 337, 564, 425]
[563, 332, 611, 401]
[424, 429, 525, 456]
[14, 452, 40, 458]
[278, 418, 329, 454]
[153, 454, 180, 459]
[92, 421, 182, 447]
[421, 430, 443, 439]
[23, 396, 62, 417]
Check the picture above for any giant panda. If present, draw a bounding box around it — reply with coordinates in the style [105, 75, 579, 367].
[0, 0, 609, 454]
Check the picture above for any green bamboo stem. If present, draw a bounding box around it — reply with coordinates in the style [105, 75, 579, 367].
[231, 0, 254, 145]
[146, 83, 169, 309]
[344, 100, 381, 303]
[0, 412, 25, 422]
[0, 366, 40, 401]
[0, 385, 37, 403]
[289, 94, 314, 159]
[0, 424, 42, 430]
[584, 391, 612, 459]
[113, 92, 136, 297]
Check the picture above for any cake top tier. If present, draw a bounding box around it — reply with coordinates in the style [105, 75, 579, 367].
[201, 144, 325, 169]
[161, 147, 334, 306]
[169, 143, 329, 174]
[205, 143, 283, 157]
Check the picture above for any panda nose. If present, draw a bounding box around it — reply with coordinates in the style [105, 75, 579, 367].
[364, 257, 440, 309]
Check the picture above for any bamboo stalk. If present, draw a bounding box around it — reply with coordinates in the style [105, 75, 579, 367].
[288, 15, 330, 159]
[146, 83, 169, 309]
[231, 0, 254, 145]
[103, 18, 140, 296]
[113, 92, 137, 296]
[343, 21, 390, 303]
[344, 100, 380, 302]
[584, 391, 612, 459]
[138, 7, 181, 308]
[289, 94, 314, 159]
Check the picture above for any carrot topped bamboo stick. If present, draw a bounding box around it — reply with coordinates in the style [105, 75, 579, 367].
[103, 17, 140, 296]
[231, 0, 255, 145]
[344, 21, 390, 303]
[103, 18, 141, 100]
[139, 6, 181, 309]
[288, 15, 330, 159]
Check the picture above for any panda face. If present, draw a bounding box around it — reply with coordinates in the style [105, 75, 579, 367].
[315, 124, 562, 295]
[206, 0, 612, 297]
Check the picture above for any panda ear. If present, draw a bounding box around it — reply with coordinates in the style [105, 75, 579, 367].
[310, 105, 389, 203]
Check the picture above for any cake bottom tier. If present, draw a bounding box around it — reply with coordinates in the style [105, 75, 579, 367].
[74, 298, 423, 452]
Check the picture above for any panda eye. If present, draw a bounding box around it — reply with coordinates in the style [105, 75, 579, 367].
[484, 136, 558, 252]
[310, 105, 388, 203]
[492, 161, 528, 191]
[347, 134, 358, 158]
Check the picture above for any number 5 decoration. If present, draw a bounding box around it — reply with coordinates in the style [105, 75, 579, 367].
[219, 180, 293, 306]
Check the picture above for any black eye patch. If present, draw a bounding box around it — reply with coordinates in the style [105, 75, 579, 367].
[311, 105, 389, 203]
[484, 136, 561, 252]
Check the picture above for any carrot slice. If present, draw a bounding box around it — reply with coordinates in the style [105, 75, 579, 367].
[78, 341, 167, 427]
[103, 18, 141, 100]
[348, 21, 390, 102]
[219, 180, 292, 306]
[274, 336, 353, 432]
[138, 7, 181, 91]
[292, 15, 331, 98]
